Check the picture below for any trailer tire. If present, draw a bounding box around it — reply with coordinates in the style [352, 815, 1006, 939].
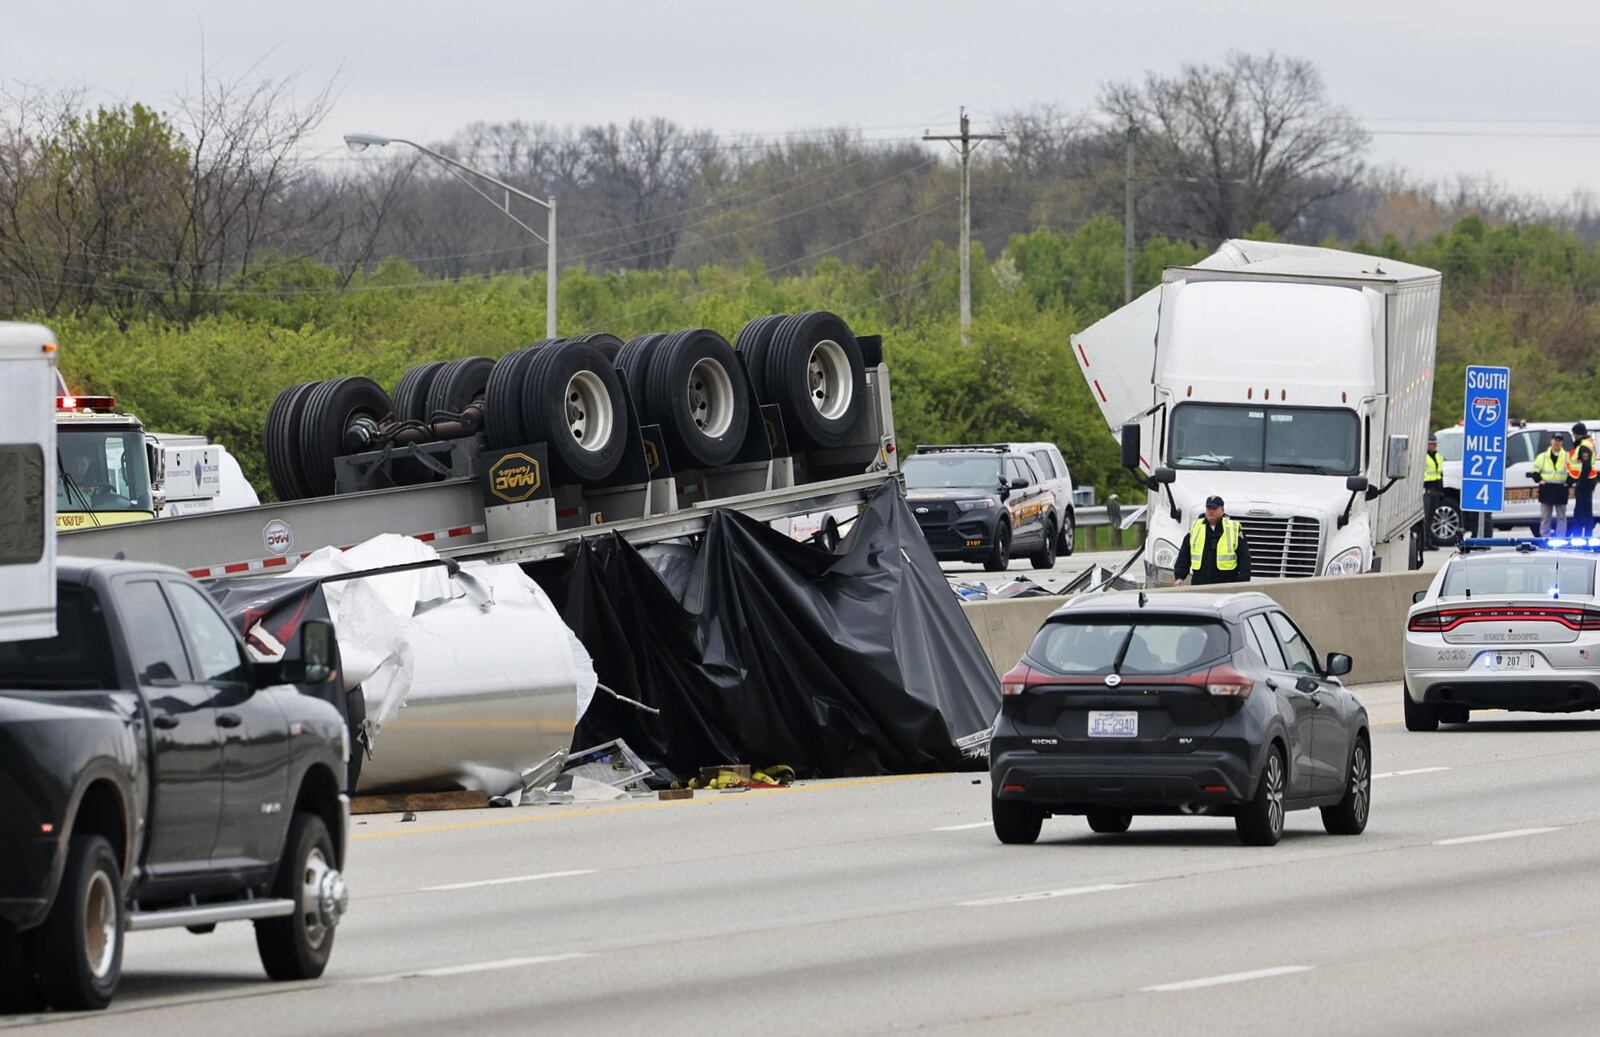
[616, 333, 666, 416]
[644, 329, 751, 469]
[424, 356, 493, 420]
[391, 361, 448, 424]
[521, 341, 628, 484]
[733, 314, 788, 402]
[485, 349, 544, 448]
[297, 377, 395, 499]
[568, 333, 624, 365]
[264, 381, 320, 502]
[765, 311, 865, 449]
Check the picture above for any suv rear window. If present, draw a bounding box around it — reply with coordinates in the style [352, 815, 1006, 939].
[1441, 556, 1596, 598]
[1028, 618, 1230, 676]
[0, 585, 119, 690]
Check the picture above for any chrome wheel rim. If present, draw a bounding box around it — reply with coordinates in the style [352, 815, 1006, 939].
[1265, 752, 1285, 835]
[564, 371, 613, 452]
[807, 339, 853, 419]
[686, 358, 734, 438]
[83, 869, 117, 981]
[1430, 505, 1461, 541]
[1350, 743, 1370, 826]
[301, 848, 335, 950]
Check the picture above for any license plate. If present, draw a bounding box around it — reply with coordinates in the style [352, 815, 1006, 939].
[1487, 652, 1531, 670]
[1504, 487, 1535, 501]
[1088, 710, 1139, 738]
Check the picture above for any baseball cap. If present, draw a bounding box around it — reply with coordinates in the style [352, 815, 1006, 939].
[1204, 495, 1225, 508]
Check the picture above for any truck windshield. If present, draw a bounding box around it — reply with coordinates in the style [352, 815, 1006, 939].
[0, 585, 119, 690]
[1028, 618, 1230, 676]
[1169, 404, 1359, 475]
[57, 427, 152, 513]
[903, 455, 1002, 490]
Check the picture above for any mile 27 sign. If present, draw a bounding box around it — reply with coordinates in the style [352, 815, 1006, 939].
[1461, 365, 1510, 513]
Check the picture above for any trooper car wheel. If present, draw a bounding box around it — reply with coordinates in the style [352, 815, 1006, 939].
[984, 521, 1012, 572]
[1404, 685, 1440, 732]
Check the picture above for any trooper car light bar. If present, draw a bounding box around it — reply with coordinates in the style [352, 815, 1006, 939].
[1460, 536, 1600, 553]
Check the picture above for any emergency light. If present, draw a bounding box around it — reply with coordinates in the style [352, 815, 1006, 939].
[55, 395, 116, 412]
[1459, 536, 1600, 552]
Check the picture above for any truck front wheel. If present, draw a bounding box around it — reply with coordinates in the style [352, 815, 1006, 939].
[34, 834, 123, 1011]
[255, 812, 347, 981]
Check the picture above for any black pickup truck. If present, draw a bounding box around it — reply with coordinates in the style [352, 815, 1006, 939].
[0, 557, 352, 1012]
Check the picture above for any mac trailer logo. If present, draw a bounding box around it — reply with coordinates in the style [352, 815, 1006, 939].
[262, 519, 294, 557]
[1104, 674, 1122, 687]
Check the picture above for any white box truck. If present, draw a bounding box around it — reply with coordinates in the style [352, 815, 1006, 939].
[1073, 240, 1440, 581]
[0, 322, 59, 640]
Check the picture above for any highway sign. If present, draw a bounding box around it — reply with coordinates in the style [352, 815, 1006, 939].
[1461, 365, 1510, 513]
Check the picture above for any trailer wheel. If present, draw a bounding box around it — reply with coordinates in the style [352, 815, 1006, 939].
[297, 377, 396, 499]
[424, 356, 493, 419]
[485, 348, 544, 448]
[33, 834, 123, 1011]
[645, 329, 751, 469]
[264, 381, 320, 502]
[733, 314, 788, 402]
[568, 333, 624, 365]
[391, 361, 448, 424]
[616, 333, 666, 416]
[765, 311, 865, 448]
[521, 341, 628, 483]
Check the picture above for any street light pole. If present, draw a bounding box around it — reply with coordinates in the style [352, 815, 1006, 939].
[345, 132, 558, 339]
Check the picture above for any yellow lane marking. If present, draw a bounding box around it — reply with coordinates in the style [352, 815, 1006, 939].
[353, 773, 944, 840]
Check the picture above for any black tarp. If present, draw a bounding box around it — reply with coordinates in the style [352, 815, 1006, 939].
[530, 481, 999, 778]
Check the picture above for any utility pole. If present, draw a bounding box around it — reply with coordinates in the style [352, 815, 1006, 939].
[1123, 125, 1137, 304]
[925, 108, 1004, 346]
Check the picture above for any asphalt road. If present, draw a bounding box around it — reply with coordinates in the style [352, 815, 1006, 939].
[11, 682, 1600, 1035]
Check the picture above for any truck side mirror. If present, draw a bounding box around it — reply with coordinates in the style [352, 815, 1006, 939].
[1386, 434, 1410, 481]
[1152, 468, 1176, 485]
[1120, 423, 1141, 470]
[1345, 475, 1370, 493]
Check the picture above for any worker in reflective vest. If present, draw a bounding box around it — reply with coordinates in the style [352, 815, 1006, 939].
[1568, 423, 1597, 537]
[1174, 495, 1251, 585]
[1423, 435, 1446, 548]
[1530, 431, 1569, 537]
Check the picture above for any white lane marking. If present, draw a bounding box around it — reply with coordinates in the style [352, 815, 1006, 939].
[354, 952, 592, 984]
[1434, 827, 1562, 846]
[1372, 766, 1451, 779]
[1143, 965, 1315, 992]
[960, 883, 1141, 907]
[421, 869, 596, 892]
[934, 821, 992, 832]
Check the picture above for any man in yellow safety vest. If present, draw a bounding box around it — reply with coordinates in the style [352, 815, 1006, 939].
[1569, 423, 1597, 538]
[1423, 435, 1446, 547]
[1530, 430, 1569, 537]
[1174, 495, 1251, 585]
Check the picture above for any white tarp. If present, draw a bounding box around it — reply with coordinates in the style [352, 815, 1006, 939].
[284, 534, 597, 795]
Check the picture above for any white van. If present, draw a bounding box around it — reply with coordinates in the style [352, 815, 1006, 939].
[1003, 441, 1076, 555]
[0, 323, 58, 641]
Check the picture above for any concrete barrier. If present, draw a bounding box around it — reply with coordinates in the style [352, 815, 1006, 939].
[963, 569, 1433, 684]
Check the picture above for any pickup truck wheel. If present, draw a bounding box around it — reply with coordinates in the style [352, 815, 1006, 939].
[256, 812, 346, 982]
[0, 924, 43, 1012]
[34, 834, 123, 1011]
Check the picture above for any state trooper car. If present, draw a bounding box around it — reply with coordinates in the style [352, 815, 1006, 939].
[1402, 537, 1600, 730]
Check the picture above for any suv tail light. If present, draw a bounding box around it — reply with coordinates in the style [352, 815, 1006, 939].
[1001, 663, 1042, 697]
[1202, 664, 1253, 697]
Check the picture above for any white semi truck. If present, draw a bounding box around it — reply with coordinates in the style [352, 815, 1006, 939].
[0, 323, 59, 640]
[1074, 240, 1440, 581]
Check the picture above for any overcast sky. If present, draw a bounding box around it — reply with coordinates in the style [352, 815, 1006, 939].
[7, 0, 1599, 203]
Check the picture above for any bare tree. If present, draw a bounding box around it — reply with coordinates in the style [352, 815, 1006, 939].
[1102, 52, 1369, 243]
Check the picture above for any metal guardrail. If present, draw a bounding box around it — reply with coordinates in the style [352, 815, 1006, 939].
[1075, 497, 1148, 550]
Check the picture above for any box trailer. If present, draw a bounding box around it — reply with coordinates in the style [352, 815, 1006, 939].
[0, 323, 59, 641]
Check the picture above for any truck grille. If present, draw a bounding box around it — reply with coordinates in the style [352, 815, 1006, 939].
[1236, 515, 1323, 579]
